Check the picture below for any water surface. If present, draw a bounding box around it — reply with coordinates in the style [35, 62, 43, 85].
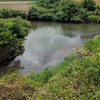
[1, 22, 100, 74]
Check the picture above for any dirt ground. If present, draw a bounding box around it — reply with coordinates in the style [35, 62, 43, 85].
[0, 1, 33, 12]
[93, 0, 100, 4]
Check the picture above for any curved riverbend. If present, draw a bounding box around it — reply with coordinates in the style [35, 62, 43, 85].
[1, 22, 100, 74]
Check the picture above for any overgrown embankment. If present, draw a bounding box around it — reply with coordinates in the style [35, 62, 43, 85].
[0, 37, 100, 99]
[0, 17, 30, 66]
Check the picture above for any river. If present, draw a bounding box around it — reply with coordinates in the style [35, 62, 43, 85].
[1, 21, 100, 75]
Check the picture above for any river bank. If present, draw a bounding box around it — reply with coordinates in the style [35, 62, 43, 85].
[0, 45, 24, 67]
[0, 1, 100, 98]
[7, 22, 100, 74]
[0, 36, 100, 99]
[0, 17, 30, 66]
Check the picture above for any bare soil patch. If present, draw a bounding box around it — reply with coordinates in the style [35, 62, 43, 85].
[0, 1, 33, 12]
[92, 0, 100, 4]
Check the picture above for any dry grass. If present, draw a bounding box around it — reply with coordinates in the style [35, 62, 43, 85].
[0, 73, 36, 100]
[0, 2, 33, 12]
[92, 0, 100, 4]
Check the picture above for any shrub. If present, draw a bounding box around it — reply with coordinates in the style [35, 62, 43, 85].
[27, 0, 100, 23]
[0, 17, 30, 47]
[0, 9, 27, 19]
[71, 16, 83, 23]
[81, 0, 96, 11]
[27, 6, 40, 20]
[88, 15, 100, 23]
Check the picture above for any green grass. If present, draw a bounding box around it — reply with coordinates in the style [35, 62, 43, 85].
[0, 36, 100, 99]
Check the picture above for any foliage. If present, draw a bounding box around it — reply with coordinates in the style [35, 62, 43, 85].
[27, 0, 100, 23]
[22, 36, 100, 99]
[37, 0, 60, 8]
[81, 0, 96, 11]
[0, 9, 27, 19]
[0, 0, 100, 99]
[1, 37, 100, 99]
[88, 15, 100, 23]
[84, 37, 100, 51]
[0, 0, 99, 23]
[0, 17, 30, 49]
[0, 31, 18, 48]
[27, 6, 40, 20]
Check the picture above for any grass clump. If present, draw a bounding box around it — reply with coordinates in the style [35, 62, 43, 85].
[85, 36, 100, 51]
[0, 37, 100, 99]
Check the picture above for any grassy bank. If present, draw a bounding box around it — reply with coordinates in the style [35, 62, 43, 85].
[0, 36, 100, 99]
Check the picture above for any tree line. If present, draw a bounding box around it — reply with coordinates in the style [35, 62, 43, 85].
[27, 0, 100, 23]
[0, 0, 100, 23]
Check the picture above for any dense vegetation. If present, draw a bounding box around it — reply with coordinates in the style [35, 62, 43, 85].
[27, 0, 100, 23]
[0, 0, 99, 23]
[0, 17, 30, 65]
[0, 17, 30, 48]
[0, 37, 100, 99]
[0, 9, 27, 19]
[0, 0, 100, 99]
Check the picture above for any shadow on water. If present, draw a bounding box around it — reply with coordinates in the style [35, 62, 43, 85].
[1, 21, 100, 75]
[0, 60, 21, 77]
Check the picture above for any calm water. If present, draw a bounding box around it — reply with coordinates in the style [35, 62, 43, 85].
[1, 22, 100, 74]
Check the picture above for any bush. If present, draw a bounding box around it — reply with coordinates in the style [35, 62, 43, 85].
[60, 0, 80, 22]
[0, 17, 30, 48]
[1, 34, 100, 99]
[27, 0, 100, 23]
[37, 0, 60, 8]
[0, 31, 19, 48]
[88, 15, 100, 23]
[70, 16, 83, 23]
[27, 6, 40, 20]
[81, 0, 96, 11]
[9, 17, 30, 38]
[0, 9, 27, 19]
[94, 9, 100, 16]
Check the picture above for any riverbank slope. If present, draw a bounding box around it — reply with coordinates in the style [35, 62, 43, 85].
[0, 17, 30, 66]
[0, 36, 100, 99]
